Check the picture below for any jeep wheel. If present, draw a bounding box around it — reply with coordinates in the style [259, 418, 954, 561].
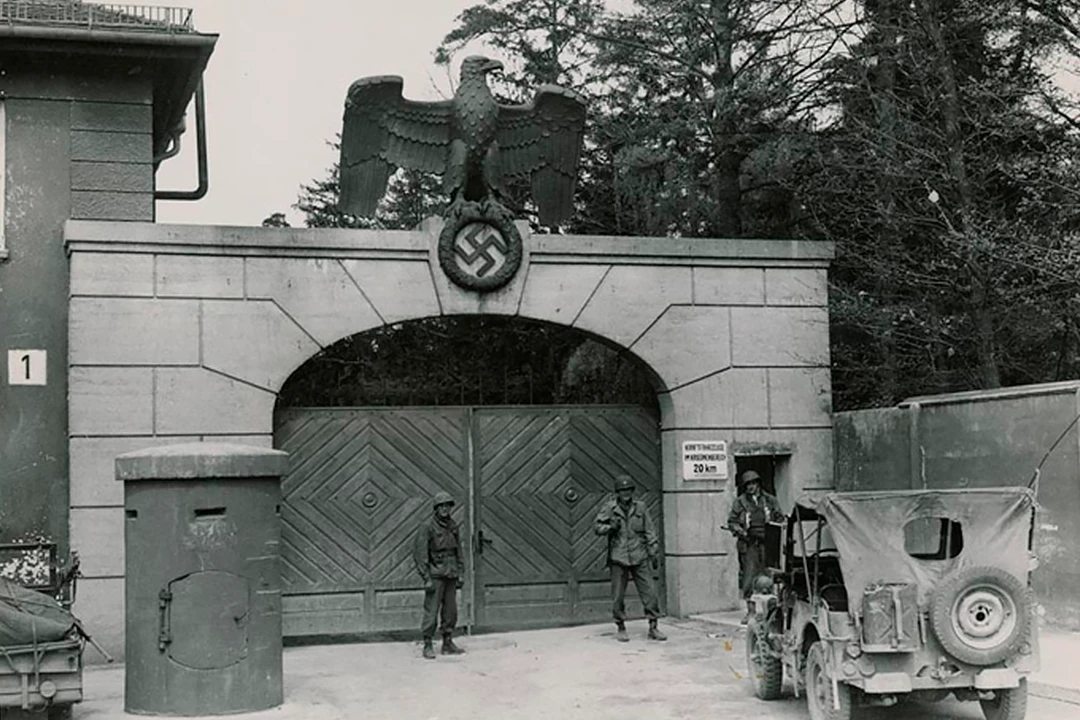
[980, 679, 1028, 720]
[930, 566, 1031, 666]
[747, 619, 783, 700]
[805, 641, 852, 720]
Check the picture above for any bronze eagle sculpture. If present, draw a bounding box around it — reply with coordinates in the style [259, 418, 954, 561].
[338, 55, 587, 227]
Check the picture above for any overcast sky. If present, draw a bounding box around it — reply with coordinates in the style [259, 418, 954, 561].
[153, 0, 479, 227]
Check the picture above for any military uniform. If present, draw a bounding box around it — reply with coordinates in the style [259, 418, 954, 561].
[727, 477, 784, 604]
[594, 479, 666, 641]
[413, 491, 465, 658]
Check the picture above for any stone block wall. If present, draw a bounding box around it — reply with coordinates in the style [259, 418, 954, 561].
[66, 219, 833, 657]
[651, 265, 833, 614]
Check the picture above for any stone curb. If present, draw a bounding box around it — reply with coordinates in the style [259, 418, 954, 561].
[1030, 682, 1080, 706]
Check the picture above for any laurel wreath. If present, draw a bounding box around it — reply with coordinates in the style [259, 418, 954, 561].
[437, 200, 523, 292]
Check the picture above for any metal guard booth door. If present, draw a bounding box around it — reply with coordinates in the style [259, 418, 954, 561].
[165, 570, 249, 669]
[274, 406, 662, 637]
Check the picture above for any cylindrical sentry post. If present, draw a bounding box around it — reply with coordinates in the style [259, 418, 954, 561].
[116, 443, 287, 716]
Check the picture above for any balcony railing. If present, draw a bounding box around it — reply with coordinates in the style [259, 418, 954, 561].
[0, 2, 195, 33]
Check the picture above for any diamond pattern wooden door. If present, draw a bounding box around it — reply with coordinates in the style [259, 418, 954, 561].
[568, 409, 665, 623]
[274, 405, 660, 637]
[274, 408, 470, 638]
[474, 406, 661, 629]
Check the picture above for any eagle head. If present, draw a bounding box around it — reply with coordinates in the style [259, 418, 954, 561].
[460, 55, 504, 82]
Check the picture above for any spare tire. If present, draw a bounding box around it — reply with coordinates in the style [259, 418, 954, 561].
[929, 565, 1031, 666]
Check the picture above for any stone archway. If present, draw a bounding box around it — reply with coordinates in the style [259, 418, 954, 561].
[275, 314, 662, 411]
[65, 218, 833, 659]
[272, 315, 665, 637]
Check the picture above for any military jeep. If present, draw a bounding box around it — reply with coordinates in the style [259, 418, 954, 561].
[746, 487, 1039, 720]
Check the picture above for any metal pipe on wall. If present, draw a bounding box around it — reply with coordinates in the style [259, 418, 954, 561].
[155, 80, 207, 201]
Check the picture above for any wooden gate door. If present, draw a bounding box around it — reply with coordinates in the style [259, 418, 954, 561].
[473, 406, 662, 630]
[274, 407, 470, 638]
[275, 405, 661, 637]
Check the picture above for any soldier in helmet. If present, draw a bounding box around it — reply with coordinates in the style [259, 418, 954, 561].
[413, 491, 465, 659]
[727, 470, 785, 623]
[594, 475, 667, 642]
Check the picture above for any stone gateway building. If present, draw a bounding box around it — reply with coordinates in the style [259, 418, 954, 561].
[0, 6, 834, 660]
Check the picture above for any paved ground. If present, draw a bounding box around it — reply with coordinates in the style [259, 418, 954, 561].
[696, 611, 1080, 699]
[57, 617, 1080, 720]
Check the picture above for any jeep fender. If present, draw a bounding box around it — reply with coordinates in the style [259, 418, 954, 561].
[789, 604, 824, 655]
[794, 618, 827, 664]
[802, 620, 827, 647]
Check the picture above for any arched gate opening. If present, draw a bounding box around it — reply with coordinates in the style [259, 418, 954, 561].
[274, 316, 664, 639]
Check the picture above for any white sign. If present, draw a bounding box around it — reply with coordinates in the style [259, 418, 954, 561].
[8, 350, 47, 386]
[682, 440, 728, 480]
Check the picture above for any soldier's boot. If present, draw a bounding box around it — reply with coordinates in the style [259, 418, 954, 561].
[615, 622, 630, 642]
[648, 620, 667, 641]
[441, 635, 466, 655]
[422, 638, 437, 660]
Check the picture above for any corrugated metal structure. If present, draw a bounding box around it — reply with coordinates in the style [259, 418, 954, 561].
[833, 381, 1080, 629]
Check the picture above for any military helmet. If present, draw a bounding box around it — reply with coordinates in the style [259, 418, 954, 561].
[613, 476, 634, 492]
[739, 470, 762, 487]
[432, 491, 455, 508]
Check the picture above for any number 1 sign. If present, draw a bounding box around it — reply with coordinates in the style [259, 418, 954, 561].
[8, 350, 46, 385]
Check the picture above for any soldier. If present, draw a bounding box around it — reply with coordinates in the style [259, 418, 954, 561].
[594, 475, 667, 642]
[413, 491, 465, 659]
[727, 470, 785, 624]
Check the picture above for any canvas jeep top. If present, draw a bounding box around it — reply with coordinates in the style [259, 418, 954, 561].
[747, 486, 1039, 720]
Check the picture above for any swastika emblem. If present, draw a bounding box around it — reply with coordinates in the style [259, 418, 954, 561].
[438, 213, 523, 292]
[454, 223, 508, 278]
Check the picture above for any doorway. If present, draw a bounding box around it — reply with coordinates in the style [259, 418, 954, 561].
[733, 454, 789, 574]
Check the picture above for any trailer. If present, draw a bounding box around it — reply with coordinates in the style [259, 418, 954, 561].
[0, 542, 97, 718]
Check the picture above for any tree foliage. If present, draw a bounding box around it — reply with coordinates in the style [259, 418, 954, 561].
[584, 0, 849, 238]
[433, 0, 848, 237]
[278, 316, 659, 414]
[261, 212, 290, 228]
[283, 0, 1080, 412]
[794, 0, 1080, 406]
[437, 0, 608, 96]
[294, 140, 446, 231]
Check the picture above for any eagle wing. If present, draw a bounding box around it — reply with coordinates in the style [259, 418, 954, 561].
[339, 76, 453, 217]
[496, 85, 587, 227]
